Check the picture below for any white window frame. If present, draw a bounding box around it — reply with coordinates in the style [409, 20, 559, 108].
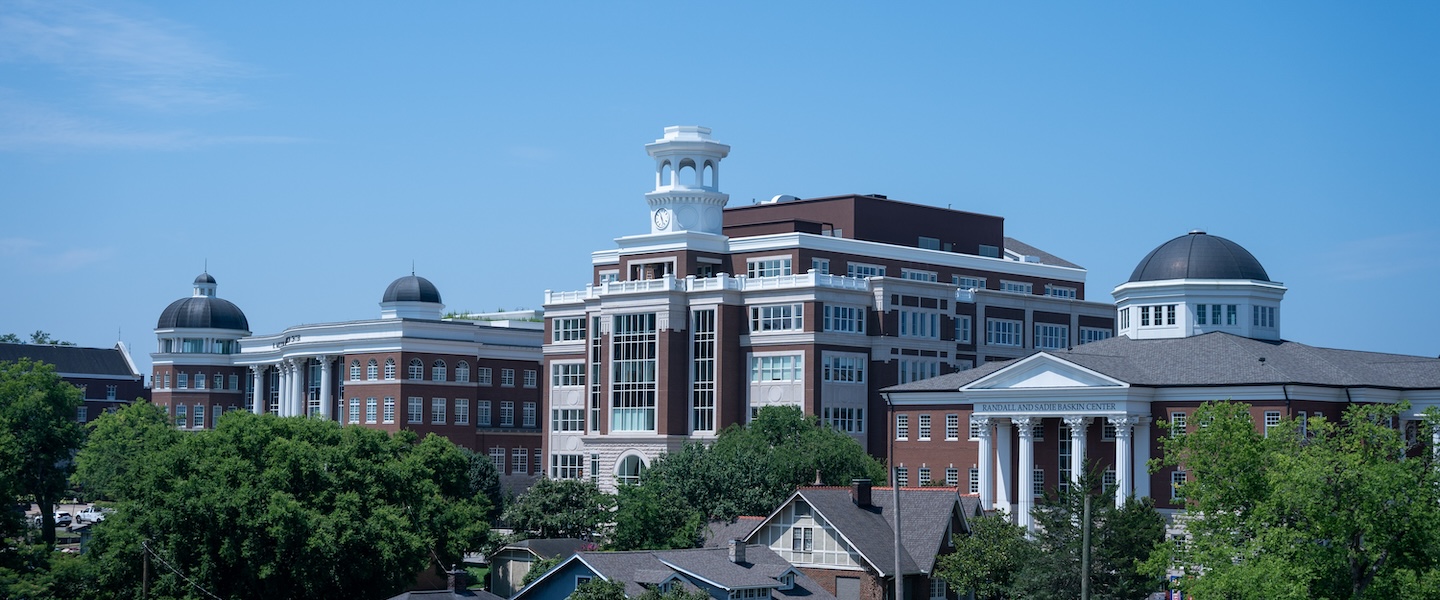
[455, 399, 469, 425]
[746, 256, 793, 278]
[1034, 323, 1069, 350]
[1045, 284, 1077, 299]
[955, 314, 972, 344]
[821, 354, 866, 384]
[986, 318, 1023, 347]
[918, 414, 932, 440]
[902, 268, 938, 282]
[999, 280, 1033, 295]
[1079, 327, 1112, 345]
[953, 275, 985, 290]
[750, 303, 804, 333]
[500, 368, 515, 387]
[823, 305, 866, 334]
[407, 397, 422, 424]
[945, 414, 960, 440]
[810, 258, 830, 275]
[477, 367, 492, 386]
[751, 354, 803, 382]
[431, 398, 446, 424]
[896, 414, 909, 440]
[552, 362, 585, 387]
[1264, 410, 1281, 437]
[552, 317, 587, 342]
[383, 397, 395, 424]
[846, 262, 885, 278]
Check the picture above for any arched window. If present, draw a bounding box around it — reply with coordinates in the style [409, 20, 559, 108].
[409, 359, 424, 381]
[350, 360, 361, 381]
[384, 358, 396, 380]
[366, 359, 378, 381]
[703, 161, 715, 187]
[432, 360, 447, 382]
[456, 361, 470, 383]
[678, 159, 696, 188]
[617, 455, 645, 486]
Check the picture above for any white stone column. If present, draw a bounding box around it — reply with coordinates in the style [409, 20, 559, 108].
[973, 416, 994, 510]
[276, 363, 289, 416]
[291, 359, 306, 417]
[995, 419, 1013, 514]
[250, 365, 266, 414]
[1014, 417, 1035, 530]
[1134, 416, 1152, 499]
[1064, 416, 1091, 486]
[318, 356, 333, 421]
[1111, 416, 1138, 508]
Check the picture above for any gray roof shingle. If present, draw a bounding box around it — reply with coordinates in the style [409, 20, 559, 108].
[566, 546, 835, 600]
[0, 343, 139, 378]
[777, 486, 966, 576]
[1003, 237, 1082, 269]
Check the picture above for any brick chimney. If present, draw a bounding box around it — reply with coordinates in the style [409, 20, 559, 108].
[852, 478, 872, 507]
[729, 539, 746, 564]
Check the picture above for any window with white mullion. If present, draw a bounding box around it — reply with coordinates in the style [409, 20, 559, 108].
[751, 355, 803, 382]
[821, 354, 866, 384]
[899, 310, 940, 339]
[823, 305, 866, 334]
[1034, 323, 1069, 350]
[986, 318, 1023, 347]
[691, 309, 717, 433]
[747, 257, 793, 278]
[611, 313, 658, 432]
[751, 303, 804, 333]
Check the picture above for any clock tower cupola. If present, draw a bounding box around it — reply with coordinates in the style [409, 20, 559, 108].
[644, 126, 730, 235]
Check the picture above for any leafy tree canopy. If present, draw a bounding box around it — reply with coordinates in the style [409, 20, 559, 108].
[80, 412, 491, 600]
[568, 577, 627, 600]
[503, 477, 615, 540]
[1147, 401, 1440, 600]
[72, 401, 181, 501]
[934, 511, 1031, 600]
[0, 358, 85, 547]
[0, 331, 75, 345]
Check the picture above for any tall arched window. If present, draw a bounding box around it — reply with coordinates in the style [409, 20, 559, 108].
[350, 360, 361, 381]
[366, 359, 378, 381]
[617, 455, 645, 486]
[432, 360, 447, 382]
[384, 358, 396, 380]
[456, 361, 470, 383]
[409, 359, 424, 381]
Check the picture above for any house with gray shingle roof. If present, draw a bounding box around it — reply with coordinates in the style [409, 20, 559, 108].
[741, 480, 979, 600]
[0, 341, 147, 424]
[490, 538, 594, 598]
[512, 542, 833, 600]
[880, 231, 1440, 531]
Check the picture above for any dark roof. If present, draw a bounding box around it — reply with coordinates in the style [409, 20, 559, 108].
[0, 343, 139, 377]
[156, 296, 250, 331]
[503, 538, 590, 559]
[383, 275, 443, 304]
[770, 486, 966, 576]
[388, 589, 503, 600]
[1004, 237, 1081, 269]
[702, 517, 763, 548]
[552, 546, 834, 600]
[884, 333, 1440, 391]
[1128, 231, 1270, 282]
[194, 272, 216, 285]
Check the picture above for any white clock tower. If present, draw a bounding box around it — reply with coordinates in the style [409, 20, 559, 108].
[643, 126, 730, 235]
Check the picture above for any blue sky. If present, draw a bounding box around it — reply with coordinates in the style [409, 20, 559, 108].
[2, 1, 1438, 378]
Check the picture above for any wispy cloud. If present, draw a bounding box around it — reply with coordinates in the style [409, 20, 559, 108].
[0, 0, 249, 111]
[1318, 232, 1440, 282]
[0, 237, 113, 272]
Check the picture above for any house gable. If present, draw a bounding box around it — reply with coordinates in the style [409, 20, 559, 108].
[963, 353, 1127, 390]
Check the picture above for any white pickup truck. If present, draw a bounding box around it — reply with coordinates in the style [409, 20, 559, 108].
[77, 506, 111, 523]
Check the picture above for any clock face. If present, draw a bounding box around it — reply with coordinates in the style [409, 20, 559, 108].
[653, 208, 672, 229]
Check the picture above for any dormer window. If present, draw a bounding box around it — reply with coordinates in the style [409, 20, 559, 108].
[778, 573, 795, 591]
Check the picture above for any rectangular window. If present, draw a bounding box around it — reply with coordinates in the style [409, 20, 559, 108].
[477, 367, 492, 386]
[523, 370, 537, 388]
[1170, 411, 1186, 436]
[193, 404, 205, 428]
[552, 317, 587, 342]
[896, 467, 909, 488]
[175, 404, 188, 428]
[500, 368, 515, 387]
[899, 310, 940, 339]
[365, 398, 377, 424]
[902, 268, 938, 282]
[523, 402, 536, 427]
[431, 398, 446, 424]
[1119, 307, 1130, 329]
[823, 406, 865, 433]
[896, 414, 909, 440]
[955, 315, 972, 344]
[551, 363, 585, 387]
[751, 354, 803, 382]
[1079, 327, 1112, 345]
[1253, 305, 1276, 328]
[552, 408, 584, 432]
[1045, 285, 1077, 299]
[490, 448, 505, 474]
[930, 579, 947, 600]
[349, 398, 360, 424]
[1000, 280, 1033, 295]
[822, 305, 866, 333]
[953, 275, 985, 290]
[513, 448, 528, 475]
[228, 374, 239, 390]
[751, 303, 804, 332]
[1226, 305, 1238, 326]
[846, 262, 885, 278]
[968, 467, 979, 494]
[918, 414, 932, 440]
[1172, 471, 1187, 500]
[478, 400, 491, 426]
[946, 467, 959, 487]
[821, 354, 866, 383]
[969, 420, 981, 440]
[177, 372, 188, 389]
[383, 397, 395, 424]
[898, 359, 940, 384]
[986, 318, 1023, 346]
[692, 309, 716, 433]
[500, 401, 514, 427]
[1034, 323, 1069, 350]
[791, 526, 814, 553]
[455, 399, 469, 425]
[407, 397, 422, 424]
[1196, 304, 1209, 325]
[811, 258, 830, 275]
[747, 257, 792, 278]
[945, 414, 960, 440]
[1033, 469, 1045, 498]
[919, 467, 932, 486]
[1102, 421, 1116, 441]
[76, 406, 88, 422]
[551, 454, 583, 479]
[1264, 410, 1281, 437]
[918, 236, 941, 250]
[1211, 304, 1222, 326]
[1032, 421, 1045, 441]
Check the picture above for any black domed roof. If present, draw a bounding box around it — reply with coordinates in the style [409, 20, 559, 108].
[194, 272, 216, 285]
[1128, 231, 1270, 283]
[382, 275, 442, 304]
[156, 297, 250, 331]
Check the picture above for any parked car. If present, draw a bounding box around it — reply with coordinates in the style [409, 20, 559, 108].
[77, 506, 110, 523]
[53, 512, 72, 528]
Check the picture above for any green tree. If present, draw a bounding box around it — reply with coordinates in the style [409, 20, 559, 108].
[81, 412, 490, 600]
[27, 331, 73, 346]
[463, 447, 504, 519]
[934, 511, 1031, 600]
[568, 577, 627, 600]
[0, 359, 85, 547]
[1008, 478, 1163, 600]
[71, 401, 181, 501]
[503, 477, 615, 540]
[521, 556, 561, 587]
[610, 481, 706, 550]
[1148, 401, 1440, 599]
[637, 585, 713, 600]
[0, 333, 21, 344]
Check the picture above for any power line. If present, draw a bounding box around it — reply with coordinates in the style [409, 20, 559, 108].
[141, 540, 225, 600]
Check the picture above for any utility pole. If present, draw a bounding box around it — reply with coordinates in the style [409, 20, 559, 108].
[1081, 494, 1092, 600]
[142, 540, 151, 599]
[885, 393, 903, 600]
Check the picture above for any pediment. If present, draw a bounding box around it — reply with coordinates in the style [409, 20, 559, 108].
[963, 353, 1126, 390]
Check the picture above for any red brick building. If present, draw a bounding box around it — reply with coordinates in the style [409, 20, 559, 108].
[0, 341, 147, 423]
